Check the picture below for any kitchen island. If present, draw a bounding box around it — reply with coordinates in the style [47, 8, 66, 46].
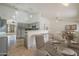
[24, 30, 49, 49]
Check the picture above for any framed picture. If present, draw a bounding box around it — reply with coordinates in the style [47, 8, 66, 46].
[65, 25, 71, 30]
[71, 24, 77, 30]
[65, 24, 77, 31]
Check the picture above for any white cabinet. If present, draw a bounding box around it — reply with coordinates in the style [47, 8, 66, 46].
[8, 35, 16, 48]
[44, 33, 49, 43]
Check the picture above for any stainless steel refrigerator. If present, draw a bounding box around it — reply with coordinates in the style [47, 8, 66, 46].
[0, 18, 8, 56]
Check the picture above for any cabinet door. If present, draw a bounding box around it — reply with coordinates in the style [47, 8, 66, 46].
[8, 35, 16, 47]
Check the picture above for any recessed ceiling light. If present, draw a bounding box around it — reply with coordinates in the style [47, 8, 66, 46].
[15, 11, 18, 15]
[62, 3, 69, 7]
[12, 15, 16, 20]
[30, 14, 33, 18]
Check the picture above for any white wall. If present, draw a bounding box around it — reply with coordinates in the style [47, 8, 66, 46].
[27, 13, 39, 23]
[0, 5, 15, 19]
[0, 5, 29, 23]
[49, 19, 78, 33]
[38, 17, 49, 30]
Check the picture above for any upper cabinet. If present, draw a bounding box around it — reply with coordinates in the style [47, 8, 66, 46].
[0, 17, 6, 32]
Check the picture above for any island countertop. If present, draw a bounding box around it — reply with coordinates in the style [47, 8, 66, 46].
[25, 30, 48, 35]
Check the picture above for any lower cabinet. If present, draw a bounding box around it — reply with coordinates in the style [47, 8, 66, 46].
[0, 37, 8, 56]
[8, 35, 16, 48]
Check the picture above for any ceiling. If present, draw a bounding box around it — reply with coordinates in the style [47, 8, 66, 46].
[2, 3, 79, 22]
